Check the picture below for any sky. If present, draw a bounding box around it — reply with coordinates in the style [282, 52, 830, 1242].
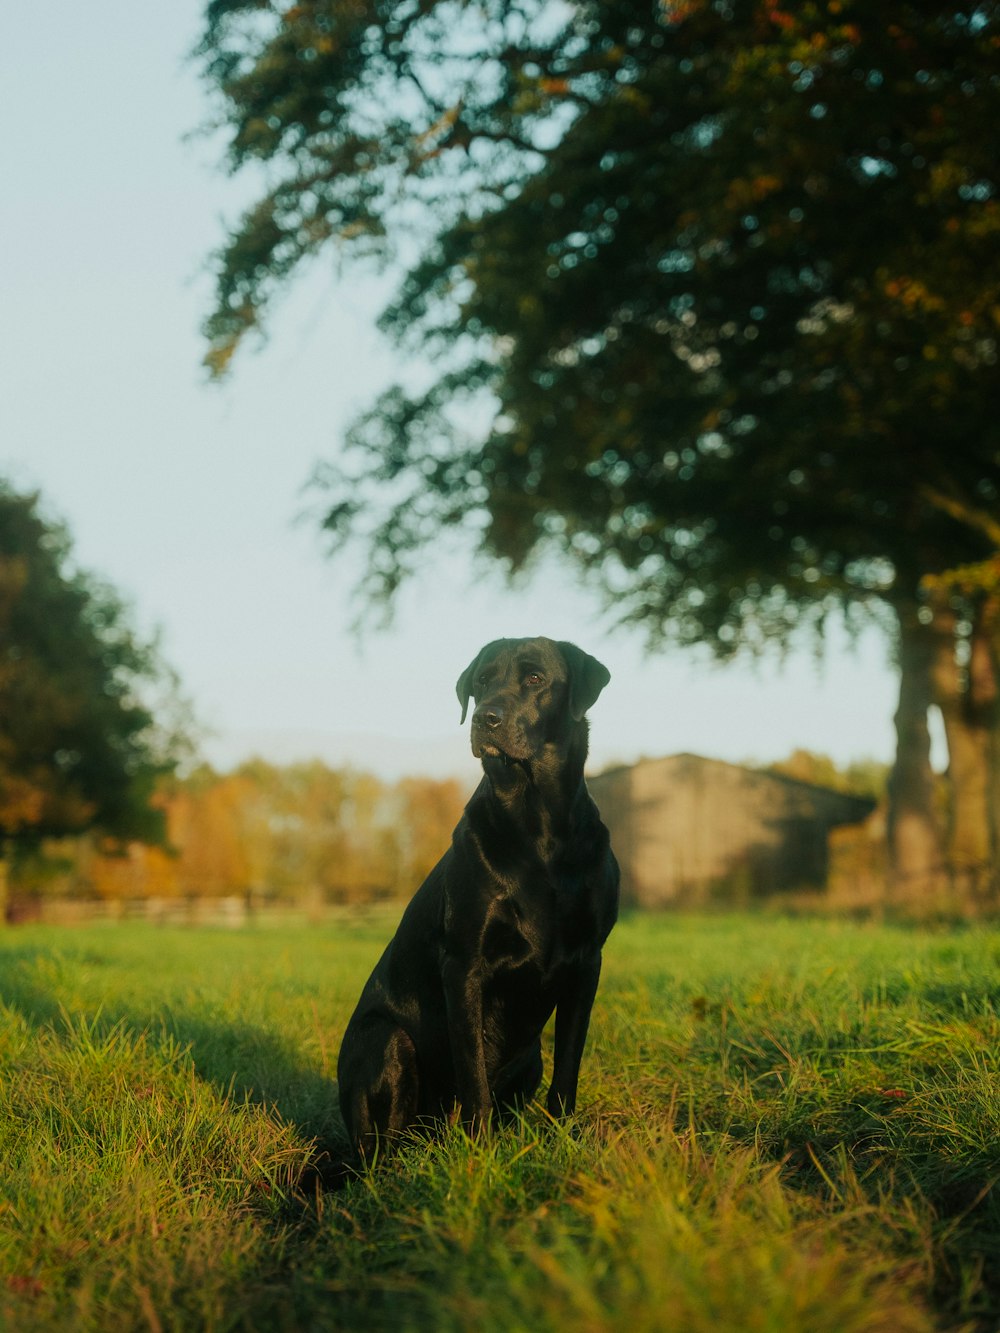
[0, 4, 931, 784]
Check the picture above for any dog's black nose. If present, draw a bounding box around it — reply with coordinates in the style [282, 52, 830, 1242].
[473, 705, 504, 730]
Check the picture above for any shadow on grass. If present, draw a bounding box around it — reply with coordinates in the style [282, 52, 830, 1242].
[0, 943, 350, 1173]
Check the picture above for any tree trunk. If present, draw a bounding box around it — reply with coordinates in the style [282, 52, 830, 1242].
[927, 591, 993, 900]
[973, 595, 1000, 900]
[887, 602, 946, 905]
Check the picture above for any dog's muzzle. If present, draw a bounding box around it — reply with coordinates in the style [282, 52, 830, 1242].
[471, 704, 526, 763]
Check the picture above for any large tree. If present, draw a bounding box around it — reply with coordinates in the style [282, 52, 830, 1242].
[0, 483, 192, 888]
[197, 0, 1000, 897]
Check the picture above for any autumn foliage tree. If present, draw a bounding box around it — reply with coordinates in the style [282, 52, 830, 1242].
[49, 761, 466, 908]
[197, 0, 1000, 902]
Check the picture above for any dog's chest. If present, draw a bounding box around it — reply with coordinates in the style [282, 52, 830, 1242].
[481, 873, 593, 973]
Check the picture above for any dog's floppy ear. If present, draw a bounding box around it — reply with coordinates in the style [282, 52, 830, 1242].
[557, 642, 611, 721]
[456, 640, 505, 724]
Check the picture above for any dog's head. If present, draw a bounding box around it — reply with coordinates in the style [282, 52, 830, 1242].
[455, 637, 610, 763]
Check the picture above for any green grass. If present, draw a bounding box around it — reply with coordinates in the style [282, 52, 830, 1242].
[2, 913, 999, 1330]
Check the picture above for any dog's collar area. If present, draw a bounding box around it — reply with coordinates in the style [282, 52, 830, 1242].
[479, 746, 540, 779]
[474, 732, 523, 765]
[480, 747, 516, 767]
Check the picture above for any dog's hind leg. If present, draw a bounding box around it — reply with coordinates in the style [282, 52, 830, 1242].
[339, 1020, 419, 1162]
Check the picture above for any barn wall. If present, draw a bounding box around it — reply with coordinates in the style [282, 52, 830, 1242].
[589, 755, 873, 909]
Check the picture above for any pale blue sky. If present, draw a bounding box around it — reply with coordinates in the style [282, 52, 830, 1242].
[0, 3, 921, 781]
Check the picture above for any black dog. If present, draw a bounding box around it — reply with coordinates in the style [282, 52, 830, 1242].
[336, 636, 619, 1159]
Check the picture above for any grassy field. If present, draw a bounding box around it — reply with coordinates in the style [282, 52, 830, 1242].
[2, 912, 999, 1331]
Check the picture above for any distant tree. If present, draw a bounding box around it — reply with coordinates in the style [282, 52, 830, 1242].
[395, 775, 466, 887]
[157, 761, 465, 905]
[0, 483, 192, 898]
[196, 0, 1000, 899]
[767, 750, 889, 803]
[82, 838, 178, 903]
[166, 766, 258, 898]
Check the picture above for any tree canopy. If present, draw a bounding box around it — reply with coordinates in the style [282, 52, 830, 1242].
[198, 0, 1000, 647]
[0, 483, 191, 854]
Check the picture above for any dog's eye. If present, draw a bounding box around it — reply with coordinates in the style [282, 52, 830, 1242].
[525, 672, 544, 685]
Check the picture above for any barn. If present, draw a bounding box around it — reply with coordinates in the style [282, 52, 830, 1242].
[588, 753, 876, 908]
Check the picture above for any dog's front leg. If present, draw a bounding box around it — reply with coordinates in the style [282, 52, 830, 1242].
[547, 952, 602, 1119]
[442, 955, 492, 1133]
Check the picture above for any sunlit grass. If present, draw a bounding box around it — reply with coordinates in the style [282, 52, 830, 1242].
[2, 914, 998, 1329]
